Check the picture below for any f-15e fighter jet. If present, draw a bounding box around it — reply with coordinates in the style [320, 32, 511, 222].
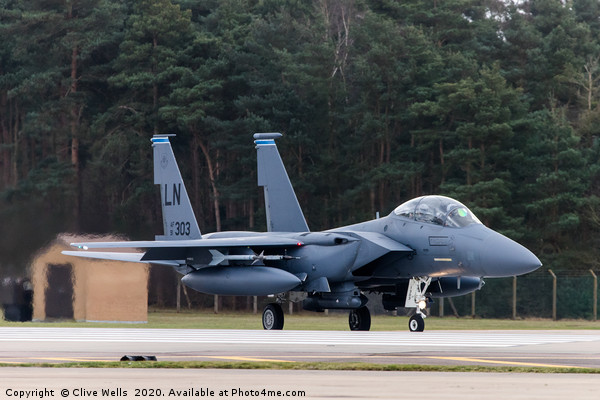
[64, 133, 541, 332]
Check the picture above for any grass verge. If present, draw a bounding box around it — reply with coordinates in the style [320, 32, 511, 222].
[2, 309, 600, 330]
[0, 360, 598, 374]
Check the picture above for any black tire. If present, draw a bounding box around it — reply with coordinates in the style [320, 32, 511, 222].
[262, 303, 284, 330]
[348, 306, 371, 331]
[409, 314, 425, 332]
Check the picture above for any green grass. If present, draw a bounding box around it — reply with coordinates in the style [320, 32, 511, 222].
[2, 308, 600, 330]
[0, 360, 598, 374]
[144, 310, 600, 330]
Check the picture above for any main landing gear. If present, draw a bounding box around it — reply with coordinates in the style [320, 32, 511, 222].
[262, 278, 432, 332]
[348, 306, 371, 331]
[262, 302, 373, 331]
[262, 303, 284, 330]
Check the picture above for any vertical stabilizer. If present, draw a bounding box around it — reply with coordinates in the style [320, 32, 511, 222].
[152, 135, 202, 240]
[254, 133, 309, 232]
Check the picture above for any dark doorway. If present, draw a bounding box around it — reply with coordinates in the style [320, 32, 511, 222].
[45, 264, 74, 319]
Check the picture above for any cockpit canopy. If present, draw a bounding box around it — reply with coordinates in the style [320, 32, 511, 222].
[393, 195, 482, 228]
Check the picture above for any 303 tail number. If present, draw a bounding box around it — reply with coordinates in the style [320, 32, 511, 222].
[170, 221, 191, 236]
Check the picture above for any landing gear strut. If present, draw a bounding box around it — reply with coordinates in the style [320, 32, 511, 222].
[406, 277, 431, 332]
[262, 303, 284, 330]
[348, 306, 371, 331]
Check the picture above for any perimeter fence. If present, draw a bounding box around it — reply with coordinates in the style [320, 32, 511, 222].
[441, 270, 599, 320]
[149, 267, 600, 320]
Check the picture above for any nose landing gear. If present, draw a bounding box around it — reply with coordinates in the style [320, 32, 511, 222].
[407, 277, 431, 332]
[409, 313, 425, 332]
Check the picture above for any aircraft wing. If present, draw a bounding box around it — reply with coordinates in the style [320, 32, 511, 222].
[65, 236, 304, 266]
[69, 236, 303, 250]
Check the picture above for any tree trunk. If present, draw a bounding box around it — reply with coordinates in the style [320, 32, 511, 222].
[198, 140, 221, 232]
[191, 133, 202, 221]
[70, 44, 81, 231]
[153, 35, 159, 134]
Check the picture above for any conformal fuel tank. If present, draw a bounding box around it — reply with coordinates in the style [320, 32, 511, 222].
[181, 266, 301, 296]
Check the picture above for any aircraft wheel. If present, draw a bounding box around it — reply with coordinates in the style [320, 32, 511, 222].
[262, 303, 284, 330]
[348, 306, 371, 331]
[408, 314, 425, 332]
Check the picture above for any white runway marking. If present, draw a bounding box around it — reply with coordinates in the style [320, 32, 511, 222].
[1, 328, 599, 348]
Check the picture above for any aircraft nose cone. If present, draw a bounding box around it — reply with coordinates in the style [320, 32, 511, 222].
[481, 232, 542, 277]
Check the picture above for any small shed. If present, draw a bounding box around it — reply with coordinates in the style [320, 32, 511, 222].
[30, 234, 149, 323]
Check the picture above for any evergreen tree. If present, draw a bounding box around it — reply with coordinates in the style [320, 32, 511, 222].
[1, 0, 600, 278]
[0, 0, 126, 270]
[520, 109, 590, 265]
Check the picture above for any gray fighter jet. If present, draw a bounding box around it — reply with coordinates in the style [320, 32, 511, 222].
[64, 133, 541, 332]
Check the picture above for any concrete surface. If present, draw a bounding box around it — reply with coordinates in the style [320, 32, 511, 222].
[1, 328, 600, 368]
[1, 368, 598, 400]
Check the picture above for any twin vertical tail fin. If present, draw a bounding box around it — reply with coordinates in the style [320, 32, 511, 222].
[151, 133, 304, 237]
[152, 135, 202, 240]
[254, 133, 309, 232]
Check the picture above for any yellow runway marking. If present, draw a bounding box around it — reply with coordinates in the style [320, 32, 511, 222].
[3, 354, 596, 368]
[206, 356, 294, 363]
[427, 356, 586, 369]
[37, 357, 112, 362]
[143, 355, 295, 363]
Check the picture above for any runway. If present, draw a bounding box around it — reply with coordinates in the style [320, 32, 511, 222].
[2, 368, 600, 400]
[1, 328, 600, 399]
[1, 327, 600, 368]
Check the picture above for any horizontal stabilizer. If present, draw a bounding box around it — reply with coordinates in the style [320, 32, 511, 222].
[61, 250, 180, 267]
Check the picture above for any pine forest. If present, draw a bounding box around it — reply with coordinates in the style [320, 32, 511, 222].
[1, 0, 599, 280]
